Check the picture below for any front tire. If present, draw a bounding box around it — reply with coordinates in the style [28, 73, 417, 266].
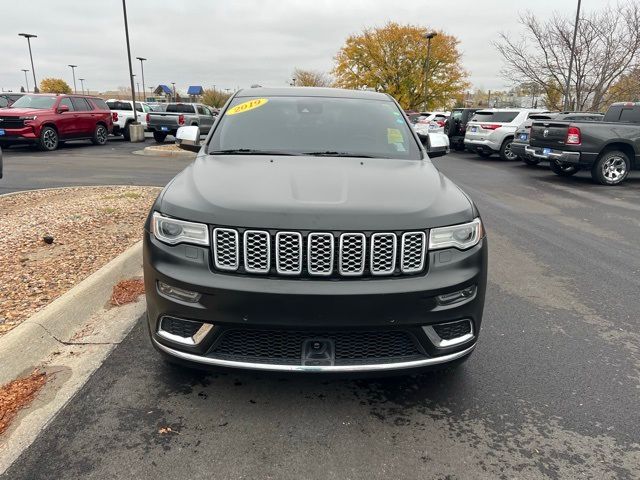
[499, 138, 518, 161]
[91, 124, 108, 145]
[549, 160, 579, 177]
[591, 150, 630, 185]
[153, 131, 167, 143]
[38, 126, 59, 151]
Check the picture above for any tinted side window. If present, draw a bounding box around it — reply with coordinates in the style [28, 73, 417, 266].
[471, 111, 519, 123]
[619, 108, 640, 123]
[91, 98, 109, 110]
[197, 105, 208, 115]
[603, 106, 623, 122]
[71, 97, 92, 111]
[59, 98, 74, 111]
[0, 97, 7, 108]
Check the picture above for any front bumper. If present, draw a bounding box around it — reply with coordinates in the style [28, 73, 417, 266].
[525, 146, 580, 164]
[0, 127, 38, 144]
[143, 230, 488, 372]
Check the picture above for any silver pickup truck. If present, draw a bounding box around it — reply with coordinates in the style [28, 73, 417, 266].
[147, 103, 217, 143]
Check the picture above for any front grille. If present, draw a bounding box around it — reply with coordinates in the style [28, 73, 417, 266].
[211, 228, 428, 278]
[160, 317, 203, 338]
[211, 328, 423, 364]
[432, 320, 472, 340]
[0, 117, 25, 129]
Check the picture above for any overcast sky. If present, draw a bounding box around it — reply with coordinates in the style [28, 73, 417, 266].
[1, 0, 607, 95]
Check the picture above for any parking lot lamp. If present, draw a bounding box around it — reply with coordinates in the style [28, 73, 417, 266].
[79, 78, 85, 95]
[121, 0, 138, 124]
[68, 65, 78, 94]
[563, 0, 582, 111]
[423, 32, 438, 109]
[18, 33, 39, 93]
[21, 69, 29, 92]
[171, 82, 176, 101]
[136, 57, 147, 102]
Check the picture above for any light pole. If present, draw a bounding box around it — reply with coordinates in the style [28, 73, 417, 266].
[132, 74, 136, 100]
[21, 69, 29, 92]
[68, 65, 78, 93]
[171, 82, 176, 102]
[121, 0, 138, 124]
[18, 33, 38, 93]
[79, 78, 86, 95]
[136, 56, 147, 102]
[136, 82, 141, 102]
[423, 32, 438, 109]
[564, 0, 582, 111]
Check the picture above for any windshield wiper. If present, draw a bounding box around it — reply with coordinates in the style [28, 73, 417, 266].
[208, 148, 301, 156]
[303, 151, 384, 158]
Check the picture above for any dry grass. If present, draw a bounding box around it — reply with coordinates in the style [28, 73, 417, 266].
[0, 186, 160, 335]
[0, 370, 47, 436]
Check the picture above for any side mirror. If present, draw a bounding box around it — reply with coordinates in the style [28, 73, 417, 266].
[57, 104, 69, 114]
[175, 126, 201, 152]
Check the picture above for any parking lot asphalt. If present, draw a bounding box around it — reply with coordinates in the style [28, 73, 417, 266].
[0, 137, 187, 195]
[2, 150, 640, 479]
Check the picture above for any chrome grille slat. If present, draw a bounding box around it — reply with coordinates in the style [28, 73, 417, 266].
[307, 233, 334, 276]
[401, 231, 426, 273]
[244, 230, 270, 273]
[213, 228, 239, 271]
[276, 231, 303, 275]
[370, 233, 397, 275]
[212, 228, 427, 277]
[339, 233, 366, 276]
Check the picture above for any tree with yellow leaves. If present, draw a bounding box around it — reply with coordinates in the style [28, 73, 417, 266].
[39, 78, 72, 94]
[333, 22, 469, 110]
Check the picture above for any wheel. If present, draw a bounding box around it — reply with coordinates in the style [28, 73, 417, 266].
[91, 124, 108, 145]
[522, 156, 540, 166]
[499, 138, 518, 161]
[591, 150, 630, 185]
[549, 160, 579, 176]
[478, 151, 492, 158]
[37, 126, 59, 151]
[153, 131, 167, 143]
[122, 122, 132, 141]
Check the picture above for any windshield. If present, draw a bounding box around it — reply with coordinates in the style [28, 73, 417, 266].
[208, 96, 421, 159]
[10, 95, 57, 110]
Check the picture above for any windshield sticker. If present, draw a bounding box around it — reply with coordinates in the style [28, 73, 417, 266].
[387, 128, 404, 144]
[226, 98, 269, 115]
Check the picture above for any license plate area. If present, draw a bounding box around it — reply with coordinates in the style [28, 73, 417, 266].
[543, 147, 551, 155]
[302, 339, 335, 367]
[161, 126, 169, 132]
[0, 129, 5, 136]
[470, 126, 478, 133]
[519, 133, 528, 141]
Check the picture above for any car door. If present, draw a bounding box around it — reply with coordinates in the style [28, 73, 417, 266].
[197, 105, 214, 134]
[56, 97, 77, 138]
[71, 97, 94, 137]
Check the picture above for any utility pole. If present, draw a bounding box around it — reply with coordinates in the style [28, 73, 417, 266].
[68, 65, 78, 93]
[136, 57, 147, 102]
[564, 0, 582, 111]
[18, 33, 39, 93]
[79, 78, 86, 95]
[121, 0, 138, 123]
[21, 69, 29, 92]
[423, 32, 438, 110]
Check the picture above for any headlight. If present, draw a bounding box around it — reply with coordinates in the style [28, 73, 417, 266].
[429, 218, 484, 250]
[19, 115, 37, 120]
[152, 212, 209, 246]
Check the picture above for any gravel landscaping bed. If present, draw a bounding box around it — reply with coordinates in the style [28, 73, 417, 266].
[0, 186, 161, 336]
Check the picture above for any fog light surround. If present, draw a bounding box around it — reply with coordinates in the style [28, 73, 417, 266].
[436, 285, 477, 306]
[158, 316, 213, 346]
[157, 281, 202, 303]
[423, 319, 474, 348]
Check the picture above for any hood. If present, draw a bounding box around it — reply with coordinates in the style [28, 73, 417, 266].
[159, 155, 475, 230]
[0, 108, 50, 116]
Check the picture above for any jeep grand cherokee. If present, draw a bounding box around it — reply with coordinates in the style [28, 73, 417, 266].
[143, 87, 487, 373]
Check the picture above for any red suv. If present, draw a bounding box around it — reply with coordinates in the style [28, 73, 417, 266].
[0, 94, 113, 151]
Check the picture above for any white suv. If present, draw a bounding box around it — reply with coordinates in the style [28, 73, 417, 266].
[106, 99, 151, 140]
[464, 109, 547, 161]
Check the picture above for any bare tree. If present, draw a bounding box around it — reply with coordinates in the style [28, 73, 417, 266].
[292, 68, 332, 87]
[495, 1, 640, 111]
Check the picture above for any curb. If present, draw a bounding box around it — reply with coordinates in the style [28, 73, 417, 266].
[0, 241, 143, 385]
[134, 146, 197, 158]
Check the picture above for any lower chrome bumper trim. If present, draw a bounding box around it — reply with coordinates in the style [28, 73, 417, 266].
[152, 337, 476, 372]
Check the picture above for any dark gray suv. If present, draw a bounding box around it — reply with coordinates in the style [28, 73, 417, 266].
[143, 87, 487, 373]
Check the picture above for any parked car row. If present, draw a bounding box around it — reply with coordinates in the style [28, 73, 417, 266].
[453, 104, 639, 185]
[147, 103, 217, 143]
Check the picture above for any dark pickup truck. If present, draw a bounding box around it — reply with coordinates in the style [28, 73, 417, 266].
[526, 102, 640, 185]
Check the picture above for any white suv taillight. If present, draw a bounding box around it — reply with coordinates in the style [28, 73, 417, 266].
[112, 112, 118, 122]
[566, 126, 581, 145]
